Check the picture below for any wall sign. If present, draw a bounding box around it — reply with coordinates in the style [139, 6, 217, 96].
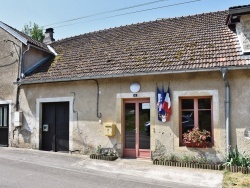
[142, 103, 150, 109]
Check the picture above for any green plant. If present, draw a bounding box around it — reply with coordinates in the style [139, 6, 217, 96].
[183, 127, 210, 144]
[96, 145, 117, 157]
[107, 149, 116, 156]
[181, 154, 190, 163]
[97, 145, 102, 154]
[169, 154, 179, 162]
[196, 155, 211, 164]
[224, 145, 250, 167]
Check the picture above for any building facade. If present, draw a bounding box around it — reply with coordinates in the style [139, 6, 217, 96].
[1, 5, 250, 162]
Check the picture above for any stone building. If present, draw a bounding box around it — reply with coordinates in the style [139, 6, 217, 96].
[1, 5, 250, 162]
[0, 21, 54, 146]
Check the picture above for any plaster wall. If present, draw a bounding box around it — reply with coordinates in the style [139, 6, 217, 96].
[15, 69, 250, 161]
[0, 28, 21, 146]
[0, 28, 52, 147]
[0, 28, 20, 100]
[23, 46, 50, 72]
[228, 70, 250, 154]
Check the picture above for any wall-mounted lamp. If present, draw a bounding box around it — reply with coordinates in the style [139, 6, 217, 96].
[130, 82, 140, 93]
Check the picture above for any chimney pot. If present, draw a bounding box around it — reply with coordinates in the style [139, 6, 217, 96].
[43, 28, 55, 44]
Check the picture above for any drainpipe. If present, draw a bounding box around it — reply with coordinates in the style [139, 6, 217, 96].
[90, 79, 102, 118]
[4, 40, 22, 111]
[221, 68, 230, 156]
[21, 44, 30, 78]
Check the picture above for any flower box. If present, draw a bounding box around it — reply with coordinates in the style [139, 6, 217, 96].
[90, 154, 117, 161]
[184, 141, 209, 148]
[183, 127, 211, 148]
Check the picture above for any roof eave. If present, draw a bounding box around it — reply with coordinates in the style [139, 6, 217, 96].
[15, 65, 250, 85]
[0, 21, 28, 45]
[229, 6, 250, 15]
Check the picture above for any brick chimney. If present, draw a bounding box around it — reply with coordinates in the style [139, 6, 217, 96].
[43, 28, 55, 44]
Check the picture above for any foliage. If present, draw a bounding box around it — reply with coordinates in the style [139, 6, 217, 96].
[169, 154, 179, 162]
[158, 153, 214, 164]
[180, 154, 211, 164]
[181, 154, 192, 163]
[196, 154, 212, 164]
[183, 127, 210, 144]
[22, 22, 44, 42]
[96, 145, 116, 156]
[224, 145, 250, 167]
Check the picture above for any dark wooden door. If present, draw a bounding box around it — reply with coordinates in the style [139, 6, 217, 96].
[42, 102, 69, 152]
[0, 105, 9, 146]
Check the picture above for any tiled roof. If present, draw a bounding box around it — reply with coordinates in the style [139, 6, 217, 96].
[0, 21, 51, 53]
[23, 10, 250, 82]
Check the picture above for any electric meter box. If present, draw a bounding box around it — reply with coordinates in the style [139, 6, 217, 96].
[14, 111, 23, 127]
[104, 123, 116, 137]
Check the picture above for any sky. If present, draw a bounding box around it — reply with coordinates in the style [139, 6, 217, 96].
[1, 0, 249, 40]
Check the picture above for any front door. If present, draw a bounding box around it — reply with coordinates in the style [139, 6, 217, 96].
[0, 104, 9, 146]
[42, 102, 69, 152]
[123, 99, 150, 158]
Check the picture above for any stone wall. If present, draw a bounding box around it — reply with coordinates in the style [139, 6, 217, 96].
[14, 69, 250, 161]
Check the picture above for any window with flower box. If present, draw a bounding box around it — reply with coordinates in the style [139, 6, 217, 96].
[179, 97, 212, 146]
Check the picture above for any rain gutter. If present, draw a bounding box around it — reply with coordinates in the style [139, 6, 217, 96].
[14, 65, 250, 85]
[29, 43, 53, 54]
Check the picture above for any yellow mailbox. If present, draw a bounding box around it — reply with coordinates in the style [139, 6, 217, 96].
[104, 123, 116, 136]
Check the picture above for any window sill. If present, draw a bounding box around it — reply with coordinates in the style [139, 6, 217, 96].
[183, 142, 212, 148]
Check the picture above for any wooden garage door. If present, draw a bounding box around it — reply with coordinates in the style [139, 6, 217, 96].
[42, 102, 69, 152]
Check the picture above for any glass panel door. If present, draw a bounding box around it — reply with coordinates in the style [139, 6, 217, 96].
[0, 107, 2, 127]
[125, 103, 136, 149]
[3, 106, 7, 127]
[123, 99, 150, 158]
[0, 105, 9, 146]
[139, 103, 150, 149]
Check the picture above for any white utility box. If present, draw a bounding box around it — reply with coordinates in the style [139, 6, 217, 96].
[14, 111, 23, 127]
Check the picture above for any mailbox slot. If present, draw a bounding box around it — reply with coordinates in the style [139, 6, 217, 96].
[43, 124, 49, 132]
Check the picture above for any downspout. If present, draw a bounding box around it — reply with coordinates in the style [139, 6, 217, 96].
[4, 40, 22, 111]
[221, 68, 230, 156]
[16, 45, 22, 111]
[90, 79, 102, 118]
[15, 44, 30, 111]
[21, 44, 30, 78]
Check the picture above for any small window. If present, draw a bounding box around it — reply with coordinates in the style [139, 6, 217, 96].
[0, 105, 8, 127]
[179, 97, 212, 145]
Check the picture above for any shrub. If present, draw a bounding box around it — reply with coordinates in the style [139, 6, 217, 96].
[224, 145, 250, 167]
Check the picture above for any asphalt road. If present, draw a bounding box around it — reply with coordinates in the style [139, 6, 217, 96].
[0, 158, 168, 188]
[0, 148, 223, 188]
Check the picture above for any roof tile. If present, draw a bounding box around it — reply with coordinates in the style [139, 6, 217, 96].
[24, 10, 250, 82]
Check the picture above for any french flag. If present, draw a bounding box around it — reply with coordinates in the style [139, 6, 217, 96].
[162, 85, 171, 121]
